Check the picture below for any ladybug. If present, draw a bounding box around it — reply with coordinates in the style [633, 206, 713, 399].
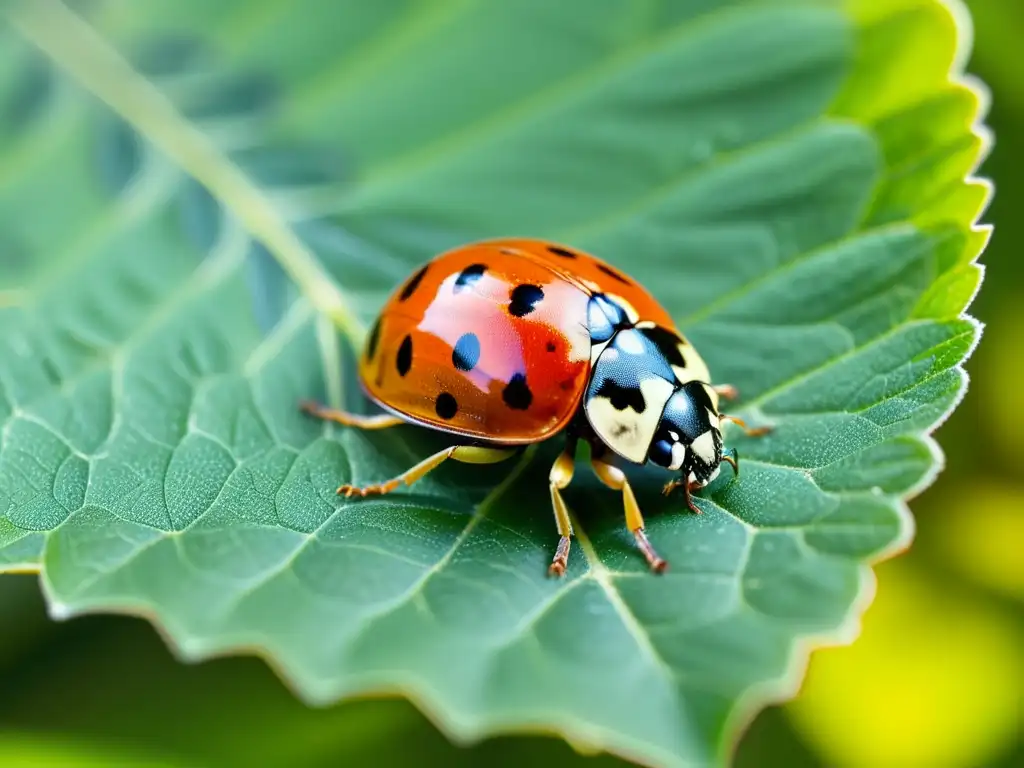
[301, 239, 768, 574]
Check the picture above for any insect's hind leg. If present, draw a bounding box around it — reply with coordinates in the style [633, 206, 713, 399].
[337, 445, 516, 498]
[300, 400, 406, 430]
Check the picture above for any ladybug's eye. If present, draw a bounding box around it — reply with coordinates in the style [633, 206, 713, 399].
[648, 438, 674, 468]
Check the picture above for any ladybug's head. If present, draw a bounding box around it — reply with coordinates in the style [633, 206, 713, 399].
[647, 381, 723, 487]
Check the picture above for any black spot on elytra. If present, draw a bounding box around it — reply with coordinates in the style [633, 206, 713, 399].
[596, 262, 631, 285]
[640, 325, 686, 369]
[508, 284, 544, 317]
[454, 263, 486, 292]
[546, 340, 557, 352]
[396, 335, 413, 376]
[399, 264, 429, 301]
[502, 373, 533, 410]
[435, 392, 458, 420]
[547, 245, 577, 259]
[595, 379, 646, 413]
[366, 317, 382, 360]
[452, 332, 481, 371]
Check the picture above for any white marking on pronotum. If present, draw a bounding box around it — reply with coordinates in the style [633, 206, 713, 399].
[615, 329, 645, 355]
[706, 408, 720, 430]
[691, 430, 717, 464]
[606, 293, 639, 324]
[670, 442, 686, 470]
[671, 364, 701, 384]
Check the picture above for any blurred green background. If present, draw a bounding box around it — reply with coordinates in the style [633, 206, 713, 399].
[0, 1, 1020, 766]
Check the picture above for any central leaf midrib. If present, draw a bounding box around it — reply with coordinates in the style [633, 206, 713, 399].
[7, 0, 364, 343]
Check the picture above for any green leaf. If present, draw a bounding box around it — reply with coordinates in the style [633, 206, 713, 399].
[0, 0, 988, 765]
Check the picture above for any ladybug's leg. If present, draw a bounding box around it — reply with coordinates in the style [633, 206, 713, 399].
[661, 478, 703, 514]
[591, 459, 667, 573]
[719, 414, 772, 438]
[338, 446, 515, 498]
[548, 447, 576, 577]
[300, 400, 405, 430]
[712, 384, 739, 401]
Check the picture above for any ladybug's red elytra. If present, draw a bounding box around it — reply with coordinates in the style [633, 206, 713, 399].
[301, 238, 769, 574]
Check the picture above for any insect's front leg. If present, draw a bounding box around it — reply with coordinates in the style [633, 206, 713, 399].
[661, 476, 703, 515]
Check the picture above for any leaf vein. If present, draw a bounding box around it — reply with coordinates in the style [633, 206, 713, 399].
[571, 513, 680, 683]
[8, 0, 364, 342]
